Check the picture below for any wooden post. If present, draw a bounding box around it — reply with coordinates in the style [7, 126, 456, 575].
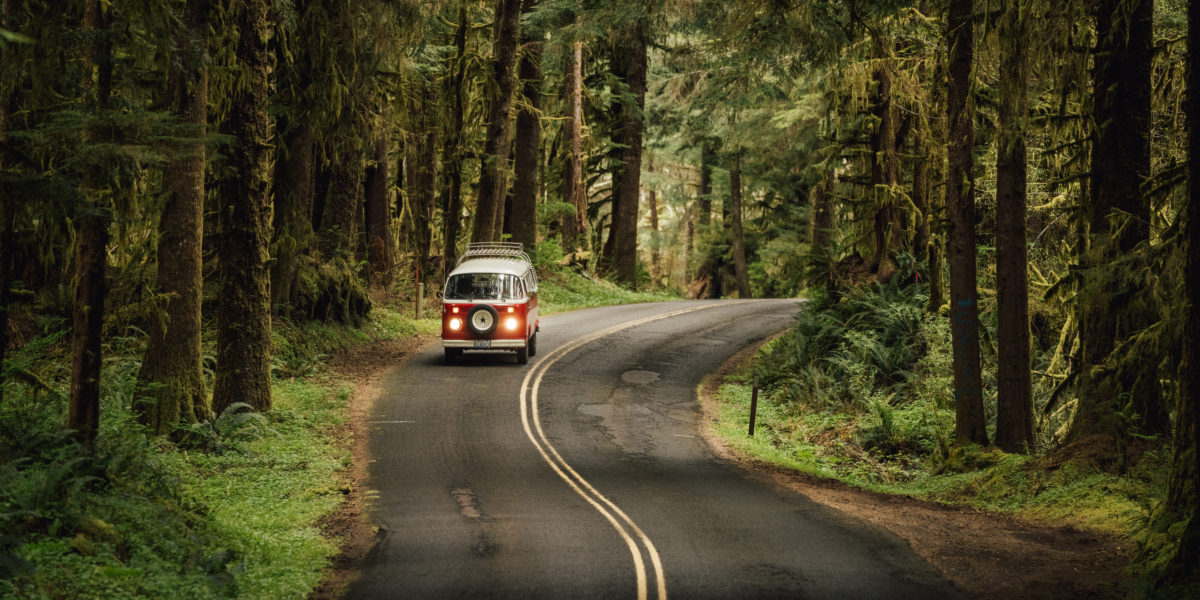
[748, 373, 759, 437]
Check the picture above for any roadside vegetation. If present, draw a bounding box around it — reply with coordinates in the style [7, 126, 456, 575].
[0, 255, 670, 599]
[708, 262, 1179, 594]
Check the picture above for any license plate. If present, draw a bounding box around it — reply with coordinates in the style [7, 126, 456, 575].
[473, 340, 491, 349]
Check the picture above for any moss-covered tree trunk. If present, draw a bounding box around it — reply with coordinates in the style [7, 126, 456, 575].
[560, 40, 586, 250]
[406, 88, 437, 279]
[729, 148, 751, 298]
[135, 0, 210, 433]
[321, 124, 365, 258]
[611, 22, 647, 286]
[869, 50, 899, 274]
[1073, 0, 1156, 447]
[994, 0, 1033, 453]
[1165, 0, 1200, 580]
[69, 0, 112, 446]
[811, 174, 836, 300]
[68, 209, 108, 444]
[699, 140, 714, 228]
[365, 132, 393, 287]
[946, 0, 987, 445]
[440, 3, 468, 273]
[270, 121, 315, 309]
[212, 0, 273, 415]
[471, 0, 521, 243]
[510, 0, 542, 252]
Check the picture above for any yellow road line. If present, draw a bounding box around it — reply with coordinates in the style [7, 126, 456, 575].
[519, 302, 730, 600]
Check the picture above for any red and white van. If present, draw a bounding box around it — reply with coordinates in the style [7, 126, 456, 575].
[441, 242, 540, 364]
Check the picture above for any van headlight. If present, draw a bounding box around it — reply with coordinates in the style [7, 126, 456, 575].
[505, 317, 519, 331]
[449, 317, 462, 331]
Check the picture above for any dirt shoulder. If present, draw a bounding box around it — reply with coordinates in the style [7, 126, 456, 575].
[309, 333, 439, 600]
[697, 342, 1133, 600]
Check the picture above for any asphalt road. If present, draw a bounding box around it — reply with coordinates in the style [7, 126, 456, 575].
[348, 299, 963, 599]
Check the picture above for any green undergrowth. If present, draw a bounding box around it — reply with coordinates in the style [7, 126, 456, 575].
[1, 265, 672, 598]
[533, 240, 683, 312]
[710, 273, 1167, 556]
[0, 308, 431, 599]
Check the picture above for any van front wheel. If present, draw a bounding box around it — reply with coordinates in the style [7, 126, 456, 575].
[516, 345, 528, 365]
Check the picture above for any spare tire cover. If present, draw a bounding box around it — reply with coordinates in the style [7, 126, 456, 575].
[467, 304, 499, 336]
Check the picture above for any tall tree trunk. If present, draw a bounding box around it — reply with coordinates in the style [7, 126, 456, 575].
[647, 155, 660, 284]
[440, 3, 468, 273]
[811, 173, 836, 300]
[365, 132, 394, 286]
[994, 0, 1033, 453]
[946, 0, 987, 445]
[0, 2, 11, 407]
[406, 83, 437, 280]
[912, 122, 930, 263]
[612, 22, 647, 286]
[212, 0, 273, 414]
[271, 121, 315, 309]
[510, 0, 542, 251]
[560, 40, 586, 250]
[1166, 0, 1200, 580]
[471, 0, 521, 243]
[135, 0, 210, 434]
[68, 0, 112, 446]
[1073, 0, 1156, 446]
[320, 124, 365, 258]
[69, 210, 108, 444]
[699, 140, 714, 227]
[729, 148, 751, 298]
[869, 50, 899, 274]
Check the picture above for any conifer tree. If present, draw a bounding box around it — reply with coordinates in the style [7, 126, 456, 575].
[994, 0, 1033, 453]
[212, 0, 274, 414]
[946, 0, 987, 445]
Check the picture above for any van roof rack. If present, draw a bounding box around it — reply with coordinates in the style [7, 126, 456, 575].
[457, 242, 531, 266]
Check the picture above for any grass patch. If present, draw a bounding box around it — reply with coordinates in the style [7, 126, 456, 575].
[0, 308, 435, 598]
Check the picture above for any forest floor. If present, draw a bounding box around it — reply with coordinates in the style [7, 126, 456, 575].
[308, 331, 1132, 600]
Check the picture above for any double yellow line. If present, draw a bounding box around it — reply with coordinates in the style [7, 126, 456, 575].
[519, 303, 723, 600]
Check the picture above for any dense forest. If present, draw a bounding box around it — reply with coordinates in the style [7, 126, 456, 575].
[1, 0, 1198, 595]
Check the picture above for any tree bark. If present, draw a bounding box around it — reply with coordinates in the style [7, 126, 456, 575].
[611, 22, 647, 286]
[912, 121, 930, 263]
[560, 40, 587, 250]
[647, 155, 660, 284]
[510, 0, 542, 252]
[135, 0, 210, 434]
[946, 0, 987, 445]
[729, 148, 751, 298]
[68, 0, 112, 446]
[320, 123, 365, 258]
[212, 0, 273, 415]
[1166, 0, 1200, 579]
[994, 0, 1033, 453]
[471, 0, 522, 243]
[699, 140, 714, 228]
[365, 131, 394, 286]
[440, 3, 468, 273]
[1073, 0, 1156, 445]
[869, 50, 899, 274]
[811, 173, 836, 300]
[271, 120, 315, 309]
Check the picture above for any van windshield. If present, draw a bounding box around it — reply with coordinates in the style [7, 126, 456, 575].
[444, 273, 523, 301]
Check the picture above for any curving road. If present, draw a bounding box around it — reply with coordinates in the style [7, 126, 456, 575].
[348, 300, 963, 599]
